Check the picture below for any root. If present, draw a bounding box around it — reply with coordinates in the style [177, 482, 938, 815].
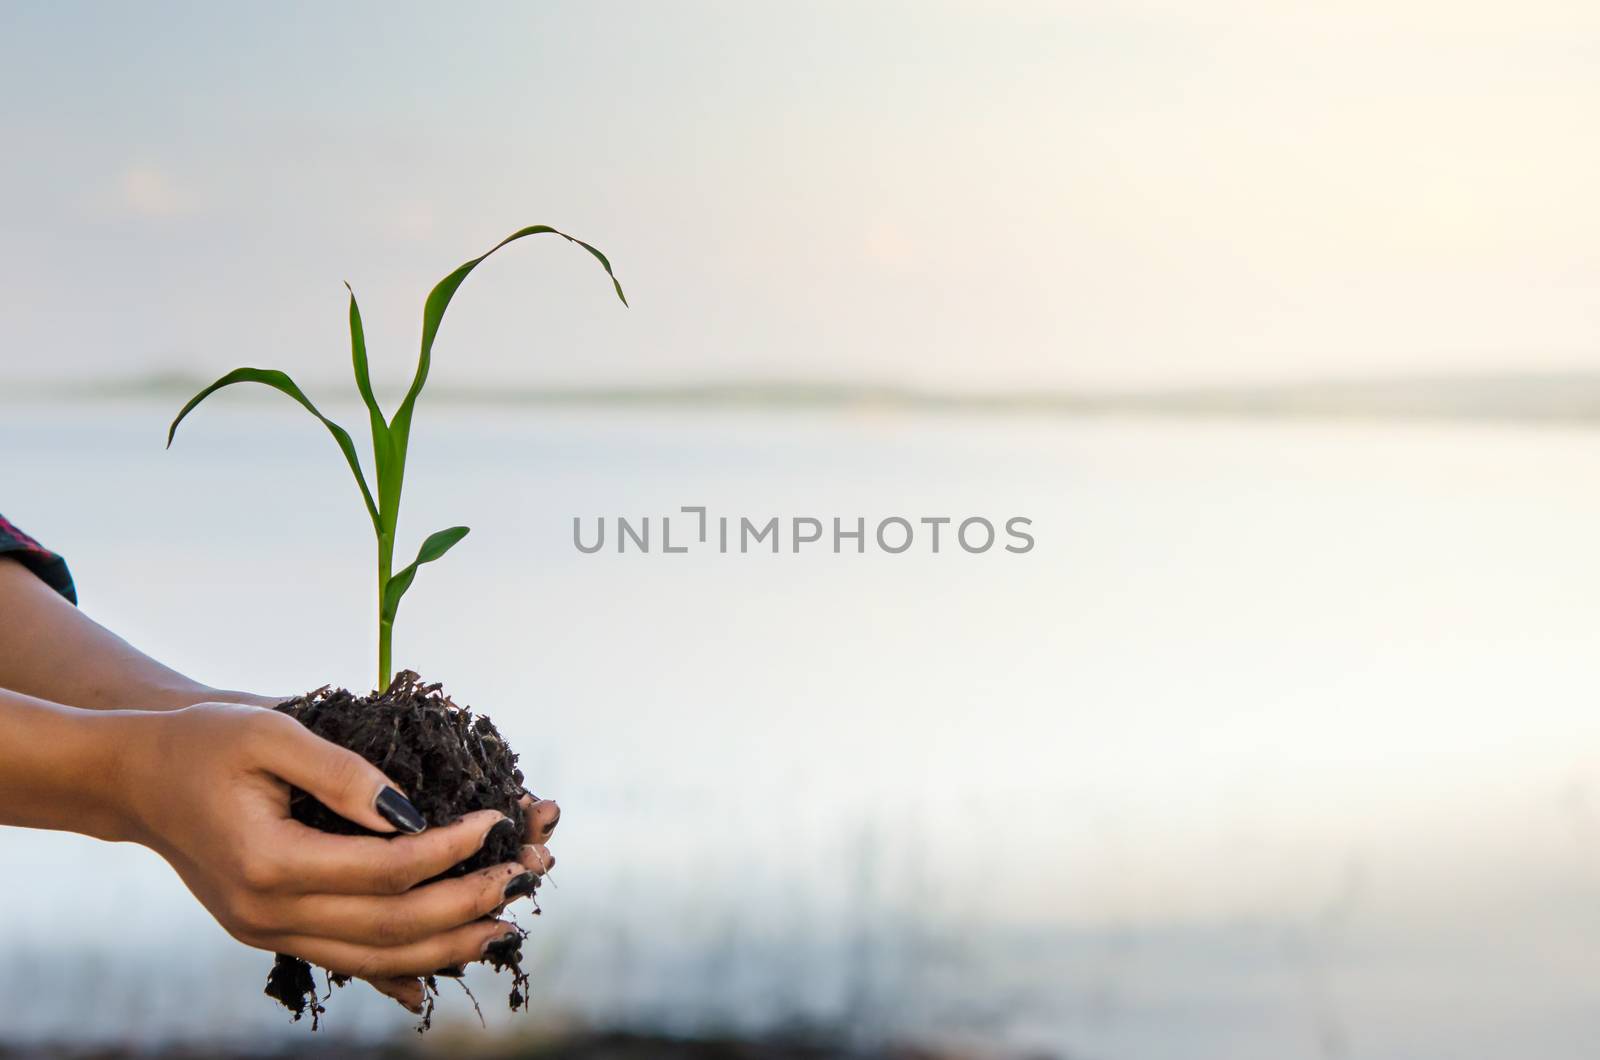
[455, 976, 486, 1028]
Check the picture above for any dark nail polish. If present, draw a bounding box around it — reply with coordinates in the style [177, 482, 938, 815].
[483, 816, 518, 848]
[502, 871, 539, 900]
[375, 787, 426, 834]
[483, 932, 521, 964]
[432, 965, 466, 978]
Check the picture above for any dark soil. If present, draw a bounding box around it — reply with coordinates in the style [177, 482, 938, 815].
[265, 670, 533, 1028]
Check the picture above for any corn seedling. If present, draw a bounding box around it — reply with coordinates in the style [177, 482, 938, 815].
[167, 226, 627, 688]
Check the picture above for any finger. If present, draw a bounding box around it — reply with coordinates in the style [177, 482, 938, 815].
[248, 711, 424, 835]
[282, 862, 536, 946]
[520, 796, 560, 843]
[367, 975, 425, 1014]
[279, 918, 519, 981]
[272, 810, 513, 896]
[519, 844, 555, 876]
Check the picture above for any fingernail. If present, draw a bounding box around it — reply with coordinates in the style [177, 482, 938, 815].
[482, 931, 520, 962]
[502, 871, 539, 900]
[482, 816, 517, 848]
[375, 787, 426, 834]
[433, 965, 466, 978]
[543, 805, 560, 835]
[394, 996, 423, 1014]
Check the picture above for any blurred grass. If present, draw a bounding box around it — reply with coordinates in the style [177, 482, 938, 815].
[0, 1028, 1006, 1060]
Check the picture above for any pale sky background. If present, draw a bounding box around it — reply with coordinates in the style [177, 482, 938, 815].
[1, 0, 1598, 391]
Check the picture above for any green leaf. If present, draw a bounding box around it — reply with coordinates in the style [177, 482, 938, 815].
[345, 282, 384, 422]
[167, 367, 380, 530]
[381, 525, 470, 624]
[388, 225, 629, 465]
[345, 284, 396, 518]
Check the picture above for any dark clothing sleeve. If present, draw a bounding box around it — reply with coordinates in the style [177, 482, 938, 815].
[0, 513, 77, 605]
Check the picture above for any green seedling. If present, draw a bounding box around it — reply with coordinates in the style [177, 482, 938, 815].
[168, 226, 627, 688]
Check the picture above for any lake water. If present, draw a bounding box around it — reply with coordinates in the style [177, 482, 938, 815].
[5, 399, 1600, 1058]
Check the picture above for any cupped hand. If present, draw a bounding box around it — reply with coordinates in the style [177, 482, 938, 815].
[113, 702, 560, 1011]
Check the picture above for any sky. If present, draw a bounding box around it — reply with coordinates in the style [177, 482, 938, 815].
[1, 0, 1598, 392]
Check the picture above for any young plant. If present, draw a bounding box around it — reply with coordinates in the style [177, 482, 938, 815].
[168, 226, 627, 689]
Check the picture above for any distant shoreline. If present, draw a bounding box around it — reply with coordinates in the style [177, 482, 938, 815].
[9, 372, 1600, 425]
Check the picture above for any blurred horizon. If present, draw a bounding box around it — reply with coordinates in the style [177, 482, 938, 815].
[14, 368, 1600, 427]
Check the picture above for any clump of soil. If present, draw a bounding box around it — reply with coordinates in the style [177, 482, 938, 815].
[265, 670, 534, 1028]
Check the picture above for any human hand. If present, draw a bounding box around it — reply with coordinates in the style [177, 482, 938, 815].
[111, 702, 557, 1011]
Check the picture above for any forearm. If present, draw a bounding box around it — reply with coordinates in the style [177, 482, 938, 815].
[0, 556, 273, 711]
[0, 685, 144, 841]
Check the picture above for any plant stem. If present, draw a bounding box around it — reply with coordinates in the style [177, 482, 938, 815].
[377, 532, 394, 691]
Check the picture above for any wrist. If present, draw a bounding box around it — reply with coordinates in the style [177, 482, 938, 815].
[125, 681, 284, 713]
[3, 704, 157, 844]
[203, 689, 288, 710]
[86, 709, 171, 845]
[133, 680, 244, 712]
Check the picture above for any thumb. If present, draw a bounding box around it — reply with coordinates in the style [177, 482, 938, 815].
[250, 711, 427, 835]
